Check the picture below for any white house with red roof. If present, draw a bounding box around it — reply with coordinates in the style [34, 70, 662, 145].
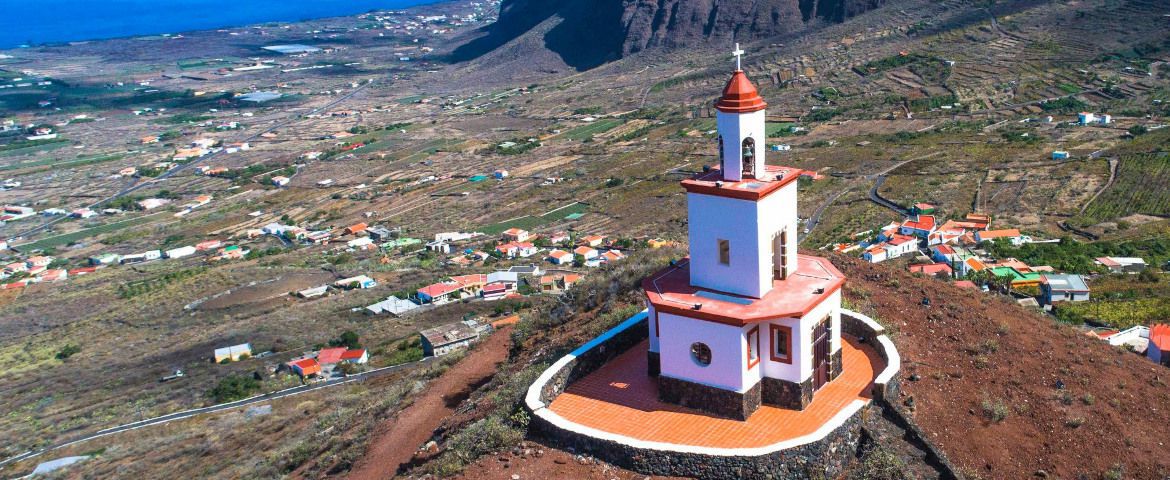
[975, 229, 1022, 244]
[501, 228, 530, 242]
[573, 246, 598, 260]
[546, 249, 572, 265]
[899, 214, 936, 238]
[641, 59, 845, 420]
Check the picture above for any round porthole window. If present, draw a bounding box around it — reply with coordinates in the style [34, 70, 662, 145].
[690, 342, 712, 366]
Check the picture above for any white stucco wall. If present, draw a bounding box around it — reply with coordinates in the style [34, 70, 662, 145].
[657, 289, 841, 391]
[716, 109, 767, 181]
[758, 289, 842, 383]
[658, 312, 752, 392]
[687, 183, 798, 298]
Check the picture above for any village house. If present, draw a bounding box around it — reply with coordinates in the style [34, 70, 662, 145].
[420, 320, 482, 357]
[344, 223, 368, 236]
[546, 249, 572, 265]
[540, 273, 580, 293]
[137, 198, 170, 210]
[601, 249, 626, 263]
[975, 229, 1022, 244]
[548, 231, 571, 245]
[298, 285, 329, 298]
[213, 343, 252, 363]
[334, 275, 377, 289]
[287, 358, 322, 378]
[365, 295, 419, 316]
[501, 228, 530, 242]
[573, 245, 599, 260]
[1040, 274, 1090, 305]
[1149, 324, 1170, 367]
[71, 208, 97, 219]
[909, 263, 953, 276]
[271, 176, 290, 187]
[496, 241, 537, 258]
[40, 269, 67, 282]
[581, 235, 605, 247]
[899, 215, 936, 238]
[367, 226, 396, 241]
[1095, 256, 1148, 274]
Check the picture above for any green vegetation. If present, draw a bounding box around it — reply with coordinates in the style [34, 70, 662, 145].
[0, 138, 70, 156]
[765, 122, 800, 137]
[159, 113, 213, 125]
[492, 138, 541, 155]
[908, 94, 958, 112]
[16, 213, 165, 251]
[117, 267, 208, 298]
[558, 118, 622, 141]
[1050, 270, 1170, 328]
[1080, 154, 1170, 223]
[1040, 96, 1089, 113]
[55, 344, 81, 360]
[480, 202, 589, 235]
[986, 237, 1170, 275]
[804, 108, 840, 122]
[383, 337, 424, 366]
[208, 374, 260, 403]
[0, 152, 124, 172]
[330, 331, 362, 350]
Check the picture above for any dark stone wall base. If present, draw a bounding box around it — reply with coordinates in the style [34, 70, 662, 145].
[831, 348, 843, 381]
[761, 376, 813, 410]
[658, 375, 760, 420]
[647, 351, 660, 376]
[529, 402, 869, 480]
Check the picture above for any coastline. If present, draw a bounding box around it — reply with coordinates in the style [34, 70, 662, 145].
[0, 0, 451, 50]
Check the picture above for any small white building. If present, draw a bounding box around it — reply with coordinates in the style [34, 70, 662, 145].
[213, 343, 253, 363]
[335, 275, 377, 289]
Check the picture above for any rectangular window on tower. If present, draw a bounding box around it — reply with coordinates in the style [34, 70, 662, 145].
[718, 239, 730, 265]
[770, 324, 792, 364]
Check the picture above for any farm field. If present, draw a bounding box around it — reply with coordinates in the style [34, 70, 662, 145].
[1080, 152, 1170, 224]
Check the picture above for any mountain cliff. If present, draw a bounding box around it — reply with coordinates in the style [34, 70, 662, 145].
[450, 0, 889, 70]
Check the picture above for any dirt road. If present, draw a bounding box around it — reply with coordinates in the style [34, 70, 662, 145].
[346, 327, 513, 480]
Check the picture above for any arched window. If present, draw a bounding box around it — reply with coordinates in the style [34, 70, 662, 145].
[741, 137, 755, 176]
[690, 342, 712, 366]
[717, 136, 725, 173]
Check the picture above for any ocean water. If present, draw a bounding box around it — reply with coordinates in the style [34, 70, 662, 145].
[0, 0, 443, 49]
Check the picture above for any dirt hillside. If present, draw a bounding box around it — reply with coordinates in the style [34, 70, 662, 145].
[831, 255, 1170, 479]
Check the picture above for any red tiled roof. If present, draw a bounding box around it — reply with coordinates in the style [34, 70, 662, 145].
[953, 280, 978, 289]
[418, 282, 461, 298]
[681, 165, 801, 201]
[317, 347, 347, 364]
[289, 358, 321, 375]
[901, 215, 936, 231]
[339, 349, 366, 361]
[1150, 324, 1170, 351]
[643, 255, 844, 326]
[715, 70, 767, 113]
[980, 229, 1021, 239]
[909, 263, 953, 275]
[933, 245, 955, 255]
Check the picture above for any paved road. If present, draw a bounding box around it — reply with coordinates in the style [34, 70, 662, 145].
[10, 79, 378, 244]
[799, 187, 850, 244]
[0, 356, 433, 471]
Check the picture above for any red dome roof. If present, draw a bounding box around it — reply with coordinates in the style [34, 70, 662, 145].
[715, 70, 767, 113]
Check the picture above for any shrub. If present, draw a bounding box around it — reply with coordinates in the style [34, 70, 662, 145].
[331, 331, 361, 350]
[55, 344, 81, 360]
[209, 374, 260, 403]
[981, 398, 1009, 423]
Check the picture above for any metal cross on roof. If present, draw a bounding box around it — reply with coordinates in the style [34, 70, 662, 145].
[732, 43, 745, 71]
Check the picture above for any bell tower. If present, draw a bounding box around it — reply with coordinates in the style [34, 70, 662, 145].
[715, 43, 768, 182]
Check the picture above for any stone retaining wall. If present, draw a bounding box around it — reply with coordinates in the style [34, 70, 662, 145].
[524, 309, 907, 479]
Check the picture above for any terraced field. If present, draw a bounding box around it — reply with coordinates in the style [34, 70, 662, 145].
[1081, 152, 1170, 223]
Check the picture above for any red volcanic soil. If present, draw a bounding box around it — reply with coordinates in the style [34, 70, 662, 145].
[347, 328, 514, 480]
[829, 256, 1170, 479]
